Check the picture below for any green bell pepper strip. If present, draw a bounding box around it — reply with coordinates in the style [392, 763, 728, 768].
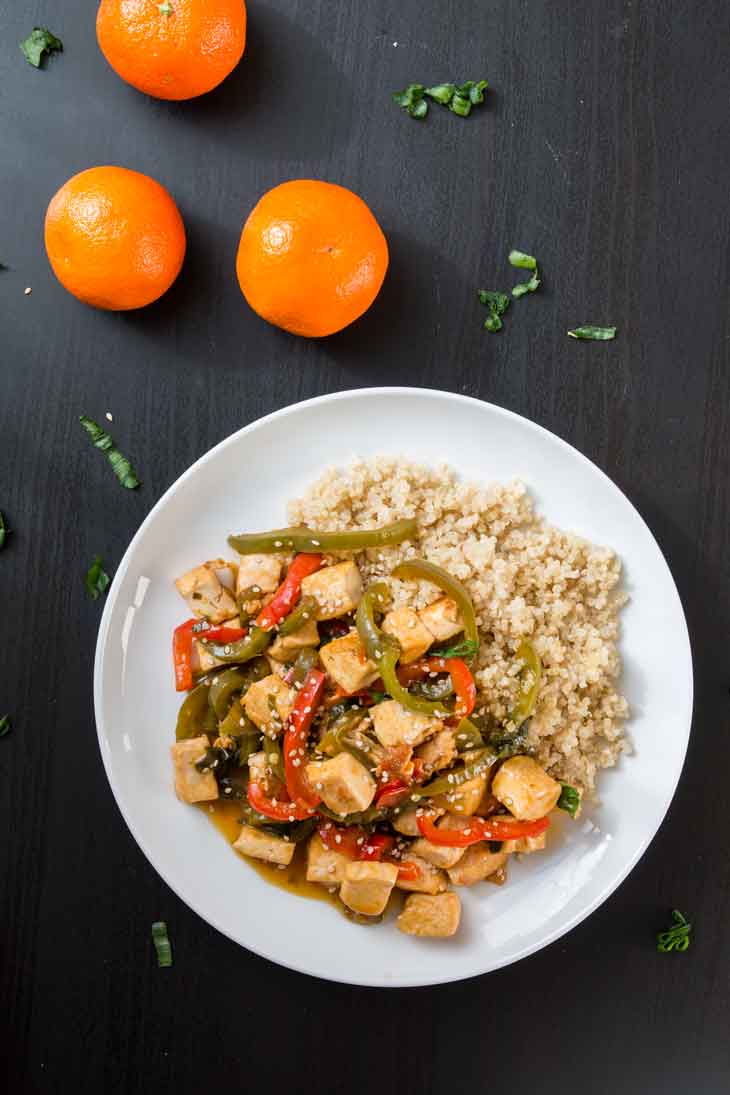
[317, 803, 388, 826]
[208, 660, 269, 720]
[228, 518, 418, 556]
[418, 747, 496, 797]
[175, 681, 217, 741]
[199, 625, 272, 665]
[278, 595, 319, 637]
[262, 731, 285, 782]
[453, 717, 485, 751]
[285, 647, 320, 687]
[391, 558, 479, 649]
[356, 583, 450, 716]
[509, 640, 542, 727]
[318, 709, 375, 768]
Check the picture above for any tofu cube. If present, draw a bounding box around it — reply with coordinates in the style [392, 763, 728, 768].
[243, 674, 294, 735]
[432, 773, 488, 817]
[305, 832, 350, 885]
[235, 553, 282, 600]
[247, 749, 281, 796]
[392, 804, 444, 837]
[268, 616, 321, 662]
[501, 830, 548, 855]
[300, 561, 362, 620]
[447, 843, 508, 887]
[370, 700, 441, 748]
[415, 729, 457, 775]
[319, 630, 379, 693]
[175, 563, 238, 624]
[397, 892, 461, 938]
[170, 737, 218, 804]
[409, 835, 465, 870]
[418, 597, 464, 643]
[396, 854, 448, 895]
[305, 752, 376, 816]
[340, 861, 398, 917]
[233, 824, 295, 865]
[492, 756, 562, 820]
[382, 606, 434, 664]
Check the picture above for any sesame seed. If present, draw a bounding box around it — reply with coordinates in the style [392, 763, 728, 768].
[335, 834, 342, 844]
[274, 541, 283, 547]
[105, 412, 113, 422]
[24, 286, 32, 296]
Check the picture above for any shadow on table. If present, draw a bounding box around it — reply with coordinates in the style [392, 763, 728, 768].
[147, 5, 355, 163]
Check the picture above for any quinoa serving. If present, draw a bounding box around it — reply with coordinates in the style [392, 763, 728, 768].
[168, 457, 628, 938]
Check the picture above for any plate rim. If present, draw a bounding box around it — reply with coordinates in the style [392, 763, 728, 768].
[93, 386, 694, 986]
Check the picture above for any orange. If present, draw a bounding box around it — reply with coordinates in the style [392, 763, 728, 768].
[236, 180, 389, 338]
[96, 0, 247, 101]
[44, 166, 186, 311]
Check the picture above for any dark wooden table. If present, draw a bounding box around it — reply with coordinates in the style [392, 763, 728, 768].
[2, 1, 729, 1091]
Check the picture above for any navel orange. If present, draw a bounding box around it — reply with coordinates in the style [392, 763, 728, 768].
[96, 0, 247, 101]
[236, 180, 389, 338]
[44, 166, 186, 311]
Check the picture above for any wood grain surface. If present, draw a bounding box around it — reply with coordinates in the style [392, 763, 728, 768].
[1, 1, 729, 1091]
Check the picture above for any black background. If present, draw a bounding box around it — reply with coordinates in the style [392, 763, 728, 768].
[2, 1, 729, 1092]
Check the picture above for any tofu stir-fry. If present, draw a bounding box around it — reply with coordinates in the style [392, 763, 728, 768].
[170, 520, 572, 939]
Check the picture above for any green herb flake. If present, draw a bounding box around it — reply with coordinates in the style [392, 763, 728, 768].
[433, 638, 480, 660]
[158, 1, 175, 14]
[656, 909, 691, 953]
[85, 555, 111, 601]
[79, 415, 141, 490]
[557, 782, 581, 818]
[508, 250, 538, 271]
[0, 715, 11, 739]
[0, 511, 7, 550]
[449, 94, 472, 117]
[567, 326, 617, 341]
[152, 921, 173, 967]
[20, 27, 63, 69]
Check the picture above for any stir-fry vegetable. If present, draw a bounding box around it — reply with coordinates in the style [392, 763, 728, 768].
[283, 668, 326, 809]
[417, 812, 550, 847]
[228, 519, 418, 556]
[208, 662, 268, 720]
[278, 595, 319, 636]
[391, 559, 479, 648]
[175, 679, 217, 740]
[199, 625, 272, 665]
[247, 781, 316, 821]
[256, 554, 323, 631]
[173, 619, 196, 692]
[419, 747, 496, 796]
[509, 639, 542, 727]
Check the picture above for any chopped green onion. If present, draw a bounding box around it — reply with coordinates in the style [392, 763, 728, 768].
[512, 272, 541, 298]
[478, 289, 510, 333]
[0, 511, 8, 550]
[568, 326, 617, 341]
[557, 783, 581, 818]
[424, 83, 455, 104]
[395, 79, 488, 120]
[85, 555, 111, 601]
[0, 715, 11, 739]
[152, 921, 173, 967]
[508, 250, 538, 271]
[79, 415, 141, 490]
[20, 27, 63, 68]
[656, 909, 691, 953]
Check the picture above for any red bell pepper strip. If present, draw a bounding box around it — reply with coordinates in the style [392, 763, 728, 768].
[283, 668, 326, 809]
[173, 619, 195, 692]
[247, 781, 316, 821]
[318, 823, 421, 883]
[417, 812, 550, 847]
[420, 656, 476, 718]
[375, 780, 412, 809]
[192, 623, 247, 644]
[256, 553, 323, 631]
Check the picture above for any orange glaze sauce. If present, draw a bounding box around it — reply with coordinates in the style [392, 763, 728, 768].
[197, 797, 339, 908]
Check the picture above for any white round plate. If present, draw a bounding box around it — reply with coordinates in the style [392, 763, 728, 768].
[94, 388, 693, 987]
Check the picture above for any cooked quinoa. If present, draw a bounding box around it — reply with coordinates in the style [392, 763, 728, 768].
[288, 457, 629, 794]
